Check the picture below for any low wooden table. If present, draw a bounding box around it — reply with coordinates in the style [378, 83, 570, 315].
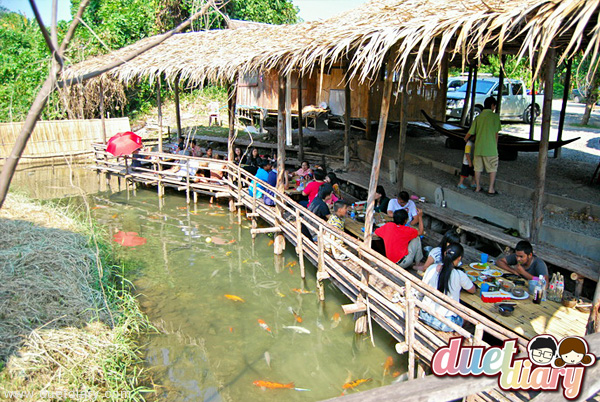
[344, 212, 391, 240]
[460, 265, 589, 340]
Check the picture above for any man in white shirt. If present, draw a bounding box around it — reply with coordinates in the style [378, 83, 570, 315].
[387, 191, 419, 226]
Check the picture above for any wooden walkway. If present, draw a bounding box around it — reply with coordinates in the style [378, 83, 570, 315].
[92, 145, 570, 400]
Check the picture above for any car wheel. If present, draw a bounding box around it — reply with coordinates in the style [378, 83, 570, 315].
[523, 105, 539, 124]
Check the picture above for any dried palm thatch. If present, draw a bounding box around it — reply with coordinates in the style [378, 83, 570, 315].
[62, 0, 600, 88]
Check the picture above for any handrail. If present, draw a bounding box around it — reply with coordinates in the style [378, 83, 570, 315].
[91, 147, 531, 362]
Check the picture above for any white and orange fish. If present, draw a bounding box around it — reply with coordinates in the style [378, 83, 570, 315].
[287, 307, 303, 323]
[291, 288, 313, 295]
[258, 319, 272, 333]
[331, 312, 342, 328]
[383, 356, 394, 376]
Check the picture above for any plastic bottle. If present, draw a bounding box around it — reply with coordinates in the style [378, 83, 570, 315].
[350, 204, 356, 220]
[533, 282, 542, 304]
[548, 274, 557, 302]
[557, 274, 564, 301]
[539, 275, 547, 302]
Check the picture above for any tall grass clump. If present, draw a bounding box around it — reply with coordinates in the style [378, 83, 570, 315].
[0, 193, 153, 401]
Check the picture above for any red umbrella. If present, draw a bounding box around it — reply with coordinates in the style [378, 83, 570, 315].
[106, 131, 142, 156]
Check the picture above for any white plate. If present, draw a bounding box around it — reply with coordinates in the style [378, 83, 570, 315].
[482, 268, 503, 277]
[469, 262, 488, 271]
[511, 291, 529, 300]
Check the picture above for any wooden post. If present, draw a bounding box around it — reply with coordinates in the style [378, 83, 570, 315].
[460, 66, 473, 126]
[586, 280, 600, 334]
[469, 65, 478, 124]
[295, 208, 306, 279]
[185, 160, 190, 204]
[344, 67, 351, 167]
[99, 80, 107, 144]
[396, 66, 409, 192]
[363, 55, 395, 248]
[438, 53, 449, 120]
[496, 54, 505, 115]
[157, 75, 163, 153]
[174, 74, 182, 137]
[285, 73, 292, 146]
[555, 58, 572, 158]
[366, 83, 372, 140]
[317, 225, 325, 301]
[531, 46, 556, 242]
[275, 72, 287, 254]
[530, 56, 537, 140]
[298, 74, 304, 162]
[405, 281, 415, 379]
[228, 79, 237, 162]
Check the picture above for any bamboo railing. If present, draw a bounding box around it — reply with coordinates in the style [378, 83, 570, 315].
[91, 145, 530, 372]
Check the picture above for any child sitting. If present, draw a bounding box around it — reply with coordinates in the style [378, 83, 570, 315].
[457, 139, 476, 189]
[325, 200, 350, 261]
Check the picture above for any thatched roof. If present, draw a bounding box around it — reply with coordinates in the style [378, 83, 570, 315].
[63, 0, 599, 86]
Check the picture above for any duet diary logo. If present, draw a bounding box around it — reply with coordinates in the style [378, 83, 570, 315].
[431, 335, 596, 399]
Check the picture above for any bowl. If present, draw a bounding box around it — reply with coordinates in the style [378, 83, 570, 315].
[511, 288, 525, 297]
[499, 279, 514, 292]
[498, 304, 515, 317]
[576, 304, 592, 313]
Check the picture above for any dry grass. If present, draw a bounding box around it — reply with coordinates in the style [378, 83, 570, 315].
[0, 194, 150, 401]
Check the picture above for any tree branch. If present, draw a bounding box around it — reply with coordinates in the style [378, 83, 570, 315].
[28, 0, 62, 67]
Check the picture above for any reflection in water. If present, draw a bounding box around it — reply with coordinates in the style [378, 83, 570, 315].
[13, 166, 407, 401]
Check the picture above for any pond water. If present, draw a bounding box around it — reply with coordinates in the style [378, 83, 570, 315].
[11, 165, 406, 401]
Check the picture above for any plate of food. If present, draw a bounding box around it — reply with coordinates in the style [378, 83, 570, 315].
[466, 270, 479, 281]
[469, 262, 488, 271]
[482, 268, 503, 277]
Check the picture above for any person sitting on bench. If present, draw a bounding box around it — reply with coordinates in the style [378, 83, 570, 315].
[375, 209, 424, 269]
[495, 240, 549, 280]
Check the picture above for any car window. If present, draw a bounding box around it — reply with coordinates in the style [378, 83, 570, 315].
[511, 83, 523, 95]
[501, 84, 509, 96]
[457, 80, 495, 94]
[449, 80, 464, 89]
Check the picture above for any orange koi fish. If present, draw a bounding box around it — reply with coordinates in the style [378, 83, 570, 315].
[287, 307, 302, 323]
[177, 206, 187, 210]
[383, 356, 394, 375]
[342, 378, 372, 390]
[288, 268, 294, 275]
[392, 371, 401, 378]
[291, 288, 313, 294]
[331, 313, 341, 328]
[253, 380, 294, 389]
[258, 319, 272, 333]
[285, 261, 297, 268]
[111, 214, 118, 219]
[268, 240, 274, 246]
[225, 294, 245, 302]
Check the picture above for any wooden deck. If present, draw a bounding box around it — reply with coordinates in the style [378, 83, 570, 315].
[91, 145, 590, 395]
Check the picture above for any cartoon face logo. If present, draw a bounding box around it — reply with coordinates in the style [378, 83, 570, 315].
[553, 336, 596, 368]
[527, 335, 557, 366]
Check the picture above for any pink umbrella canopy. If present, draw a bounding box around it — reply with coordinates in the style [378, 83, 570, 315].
[106, 131, 142, 156]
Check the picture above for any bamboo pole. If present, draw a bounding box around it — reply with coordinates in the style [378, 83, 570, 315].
[174, 74, 182, 137]
[460, 66, 473, 126]
[366, 83, 372, 140]
[157, 75, 163, 152]
[530, 55, 537, 140]
[396, 66, 409, 192]
[555, 58, 572, 158]
[285, 73, 292, 146]
[298, 74, 304, 162]
[295, 209, 306, 279]
[469, 65, 478, 124]
[531, 46, 556, 242]
[344, 66, 351, 167]
[228, 79, 237, 162]
[363, 55, 395, 247]
[496, 54, 505, 115]
[317, 225, 325, 301]
[438, 53, 449, 120]
[406, 281, 415, 380]
[99, 80, 107, 144]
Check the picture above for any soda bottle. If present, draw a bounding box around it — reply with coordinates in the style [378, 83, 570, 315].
[548, 274, 557, 302]
[539, 275, 547, 302]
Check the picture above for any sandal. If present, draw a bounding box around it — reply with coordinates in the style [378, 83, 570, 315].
[487, 190, 499, 196]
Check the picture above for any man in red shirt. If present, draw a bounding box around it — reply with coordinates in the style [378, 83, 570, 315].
[303, 169, 326, 206]
[375, 209, 424, 268]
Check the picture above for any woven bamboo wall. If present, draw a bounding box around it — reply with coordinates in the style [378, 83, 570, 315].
[0, 117, 130, 158]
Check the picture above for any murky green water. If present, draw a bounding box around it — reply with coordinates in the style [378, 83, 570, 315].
[11, 165, 406, 401]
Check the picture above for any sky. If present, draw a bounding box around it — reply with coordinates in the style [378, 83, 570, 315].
[0, 0, 369, 23]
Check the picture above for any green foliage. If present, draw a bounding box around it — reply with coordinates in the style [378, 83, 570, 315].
[225, 0, 298, 25]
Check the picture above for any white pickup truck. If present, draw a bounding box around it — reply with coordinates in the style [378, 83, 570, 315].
[446, 78, 541, 123]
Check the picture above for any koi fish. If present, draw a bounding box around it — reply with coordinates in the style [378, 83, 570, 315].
[383, 356, 394, 376]
[92, 205, 108, 209]
[228, 239, 236, 244]
[276, 292, 286, 298]
[392, 371, 401, 378]
[342, 378, 372, 390]
[211, 237, 230, 245]
[268, 240, 274, 246]
[282, 325, 310, 334]
[225, 251, 233, 256]
[331, 313, 341, 328]
[229, 327, 234, 333]
[220, 226, 225, 230]
[288, 268, 294, 275]
[258, 319, 272, 333]
[291, 288, 313, 294]
[111, 214, 118, 219]
[287, 307, 303, 323]
[253, 380, 294, 389]
[225, 294, 245, 302]
[316, 319, 325, 331]
[285, 261, 297, 268]
[177, 206, 187, 210]
[264, 351, 271, 368]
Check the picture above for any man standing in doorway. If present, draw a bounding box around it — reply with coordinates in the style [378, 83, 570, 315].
[464, 96, 501, 196]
